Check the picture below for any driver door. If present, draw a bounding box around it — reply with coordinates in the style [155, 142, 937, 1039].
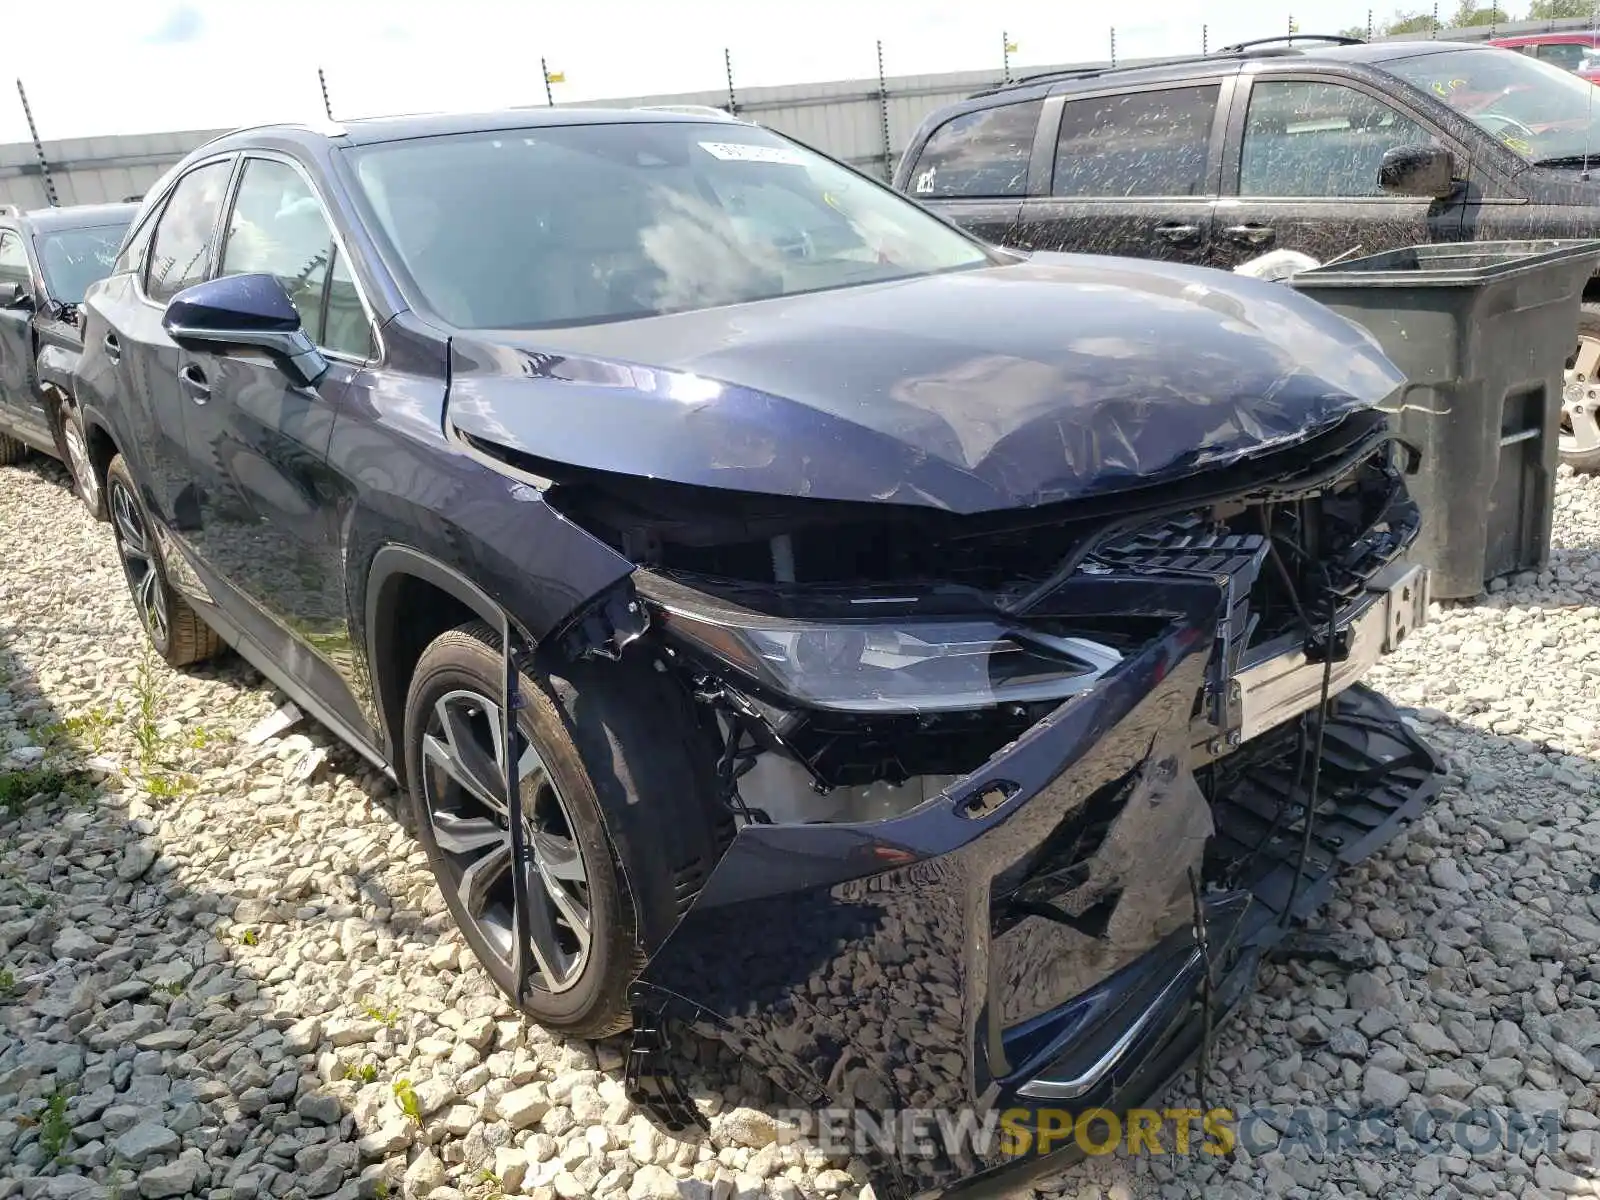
[177, 153, 376, 735]
[0, 230, 47, 446]
[1211, 75, 1470, 270]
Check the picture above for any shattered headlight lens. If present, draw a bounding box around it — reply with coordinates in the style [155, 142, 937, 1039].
[637, 573, 1123, 713]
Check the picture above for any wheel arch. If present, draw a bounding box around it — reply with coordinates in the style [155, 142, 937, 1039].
[79, 408, 121, 499]
[365, 545, 521, 787]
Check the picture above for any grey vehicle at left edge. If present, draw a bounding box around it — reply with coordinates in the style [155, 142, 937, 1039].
[0, 201, 136, 517]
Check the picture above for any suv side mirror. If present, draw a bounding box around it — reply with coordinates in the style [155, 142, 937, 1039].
[1379, 145, 1457, 200]
[162, 273, 329, 388]
[0, 280, 32, 310]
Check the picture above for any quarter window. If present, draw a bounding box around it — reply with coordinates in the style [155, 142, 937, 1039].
[910, 100, 1043, 198]
[1240, 81, 1436, 198]
[145, 160, 232, 303]
[220, 157, 372, 359]
[1052, 85, 1219, 197]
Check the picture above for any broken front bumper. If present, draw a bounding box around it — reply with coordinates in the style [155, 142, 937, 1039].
[626, 560, 1440, 1198]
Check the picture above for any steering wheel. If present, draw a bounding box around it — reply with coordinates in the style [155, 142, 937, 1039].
[1476, 110, 1538, 141]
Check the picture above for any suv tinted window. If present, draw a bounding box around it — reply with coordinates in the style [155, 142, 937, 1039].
[909, 100, 1042, 198]
[1241, 81, 1434, 198]
[146, 159, 232, 303]
[0, 232, 27, 289]
[221, 157, 371, 358]
[1052, 85, 1218, 197]
[1536, 42, 1588, 71]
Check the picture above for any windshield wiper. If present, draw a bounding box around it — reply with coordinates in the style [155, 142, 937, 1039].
[1531, 155, 1599, 170]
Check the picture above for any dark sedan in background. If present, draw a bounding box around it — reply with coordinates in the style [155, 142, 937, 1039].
[0, 202, 136, 512]
[73, 108, 1436, 1197]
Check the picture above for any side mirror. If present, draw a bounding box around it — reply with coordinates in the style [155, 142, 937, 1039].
[1379, 144, 1457, 200]
[162, 273, 329, 388]
[0, 280, 33, 310]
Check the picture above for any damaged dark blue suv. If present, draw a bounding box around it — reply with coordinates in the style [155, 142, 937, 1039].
[73, 107, 1439, 1197]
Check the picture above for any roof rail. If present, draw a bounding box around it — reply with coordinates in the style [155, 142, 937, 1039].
[633, 104, 740, 120]
[967, 34, 1367, 101]
[968, 53, 1224, 98]
[1214, 33, 1365, 53]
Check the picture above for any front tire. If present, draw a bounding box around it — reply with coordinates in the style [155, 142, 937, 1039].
[0, 433, 27, 466]
[105, 455, 220, 667]
[403, 621, 727, 1038]
[1562, 303, 1600, 473]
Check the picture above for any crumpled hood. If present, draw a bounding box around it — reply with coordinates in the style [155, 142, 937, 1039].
[446, 254, 1404, 514]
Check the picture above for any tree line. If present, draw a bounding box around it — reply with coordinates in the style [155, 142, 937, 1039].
[1340, 0, 1595, 39]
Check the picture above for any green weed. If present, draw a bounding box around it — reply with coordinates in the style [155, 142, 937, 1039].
[35, 1089, 70, 1161]
[391, 1078, 420, 1124]
[361, 997, 401, 1028]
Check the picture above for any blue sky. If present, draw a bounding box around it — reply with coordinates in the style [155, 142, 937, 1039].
[7, 0, 1406, 142]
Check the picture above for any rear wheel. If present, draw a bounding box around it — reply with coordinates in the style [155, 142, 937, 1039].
[403, 621, 727, 1037]
[0, 433, 27, 466]
[56, 396, 104, 520]
[1562, 303, 1600, 472]
[105, 455, 220, 667]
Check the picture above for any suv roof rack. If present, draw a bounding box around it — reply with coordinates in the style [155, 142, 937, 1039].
[1214, 34, 1366, 53]
[966, 32, 1369, 100]
[969, 33, 1367, 99]
[633, 104, 739, 120]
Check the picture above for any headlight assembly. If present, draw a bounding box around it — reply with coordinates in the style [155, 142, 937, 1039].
[635, 571, 1123, 714]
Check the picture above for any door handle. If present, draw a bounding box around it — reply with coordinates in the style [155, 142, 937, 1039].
[178, 363, 210, 404]
[1154, 222, 1202, 246]
[102, 332, 121, 364]
[1224, 223, 1277, 247]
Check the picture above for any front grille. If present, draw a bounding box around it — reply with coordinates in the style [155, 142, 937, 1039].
[1085, 442, 1417, 656]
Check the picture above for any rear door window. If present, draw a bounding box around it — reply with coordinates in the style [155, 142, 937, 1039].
[1051, 85, 1220, 197]
[909, 100, 1043, 198]
[1240, 80, 1436, 198]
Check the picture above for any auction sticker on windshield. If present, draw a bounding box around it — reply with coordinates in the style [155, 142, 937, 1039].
[699, 141, 807, 165]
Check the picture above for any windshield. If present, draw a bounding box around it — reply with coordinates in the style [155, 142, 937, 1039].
[1385, 46, 1600, 163]
[349, 121, 991, 329]
[33, 223, 129, 304]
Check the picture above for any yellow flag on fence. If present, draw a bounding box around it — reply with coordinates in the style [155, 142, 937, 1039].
[1004, 40, 1018, 53]
[546, 69, 566, 84]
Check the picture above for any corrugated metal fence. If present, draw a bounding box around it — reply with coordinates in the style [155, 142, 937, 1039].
[1, 15, 1589, 210]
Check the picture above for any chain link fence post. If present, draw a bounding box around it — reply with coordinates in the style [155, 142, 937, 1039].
[15, 79, 58, 207]
[317, 67, 335, 121]
[876, 40, 893, 183]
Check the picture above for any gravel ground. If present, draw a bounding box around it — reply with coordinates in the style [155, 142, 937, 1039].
[0, 455, 1597, 1200]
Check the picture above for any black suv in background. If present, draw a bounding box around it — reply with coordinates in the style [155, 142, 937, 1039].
[894, 36, 1600, 470]
[0, 202, 136, 509]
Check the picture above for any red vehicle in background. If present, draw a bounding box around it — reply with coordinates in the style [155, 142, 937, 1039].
[1489, 32, 1600, 82]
